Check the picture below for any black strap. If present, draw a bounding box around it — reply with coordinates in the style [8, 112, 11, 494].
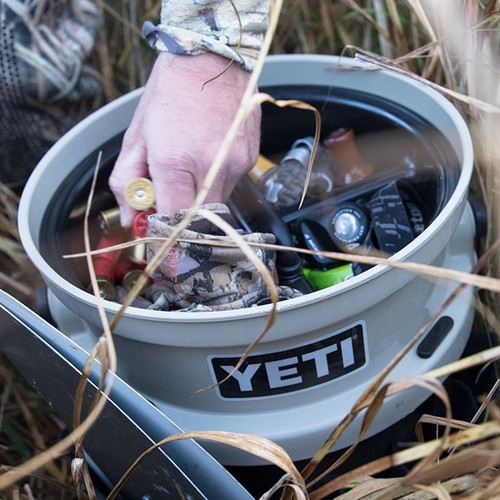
[368, 181, 415, 254]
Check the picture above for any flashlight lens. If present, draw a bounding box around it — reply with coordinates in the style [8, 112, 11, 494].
[333, 212, 360, 241]
[330, 203, 370, 248]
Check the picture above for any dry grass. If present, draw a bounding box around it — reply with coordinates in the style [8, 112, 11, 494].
[1, 0, 500, 498]
[0, 355, 75, 499]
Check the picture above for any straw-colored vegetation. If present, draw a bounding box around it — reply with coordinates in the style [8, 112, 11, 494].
[1, 0, 499, 498]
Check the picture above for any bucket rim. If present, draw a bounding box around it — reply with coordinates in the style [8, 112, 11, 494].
[18, 54, 474, 324]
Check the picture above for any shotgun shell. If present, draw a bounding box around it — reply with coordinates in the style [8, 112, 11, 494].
[248, 154, 278, 183]
[132, 209, 155, 238]
[122, 268, 149, 293]
[114, 258, 135, 283]
[89, 277, 117, 301]
[125, 178, 155, 210]
[68, 191, 115, 220]
[97, 207, 121, 235]
[92, 233, 123, 278]
[129, 242, 146, 265]
[130, 209, 155, 265]
[87, 232, 124, 301]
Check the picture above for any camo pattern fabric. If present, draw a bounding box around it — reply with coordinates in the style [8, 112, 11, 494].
[1, 0, 102, 102]
[0, 0, 102, 189]
[145, 203, 303, 311]
[145, 0, 270, 70]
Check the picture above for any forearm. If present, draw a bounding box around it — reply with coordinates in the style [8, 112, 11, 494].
[144, 0, 270, 70]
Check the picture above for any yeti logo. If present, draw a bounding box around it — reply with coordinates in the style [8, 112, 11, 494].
[209, 322, 367, 399]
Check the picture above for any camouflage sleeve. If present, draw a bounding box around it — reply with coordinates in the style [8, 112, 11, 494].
[1, 0, 101, 101]
[142, 0, 270, 71]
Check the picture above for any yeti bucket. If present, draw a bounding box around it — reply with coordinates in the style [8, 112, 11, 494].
[19, 55, 476, 466]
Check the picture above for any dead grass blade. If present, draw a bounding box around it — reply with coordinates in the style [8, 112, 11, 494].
[0, 187, 19, 240]
[471, 378, 500, 425]
[0, 156, 117, 493]
[342, 0, 390, 43]
[0, 238, 27, 268]
[192, 208, 279, 393]
[412, 437, 500, 485]
[384, 0, 411, 61]
[354, 52, 500, 113]
[251, 93, 322, 209]
[202, 0, 244, 88]
[107, 430, 306, 500]
[408, 0, 459, 90]
[304, 384, 390, 491]
[114, 236, 500, 294]
[416, 414, 476, 442]
[294, 232, 499, 492]
[305, 376, 452, 494]
[0, 365, 111, 491]
[466, 473, 500, 500]
[69, 152, 119, 495]
[387, 379, 452, 483]
[104, 0, 286, 332]
[372, 0, 393, 58]
[333, 476, 403, 500]
[0, 270, 34, 297]
[309, 420, 500, 499]
[361, 475, 478, 500]
[71, 456, 97, 500]
[0, 364, 64, 483]
[404, 482, 454, 500]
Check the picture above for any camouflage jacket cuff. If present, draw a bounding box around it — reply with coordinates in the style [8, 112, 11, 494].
[143, 0, 269, 71]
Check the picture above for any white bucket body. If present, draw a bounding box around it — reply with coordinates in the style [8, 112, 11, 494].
[19, 55, 475, 465]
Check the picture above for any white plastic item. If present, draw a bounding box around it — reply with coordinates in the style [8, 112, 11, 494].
[19, 55, 475, 466]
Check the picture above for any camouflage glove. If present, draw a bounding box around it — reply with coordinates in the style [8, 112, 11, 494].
[146, 203, 303, 311]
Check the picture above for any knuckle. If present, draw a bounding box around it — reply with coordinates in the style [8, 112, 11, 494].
[108, 171, 123, 194]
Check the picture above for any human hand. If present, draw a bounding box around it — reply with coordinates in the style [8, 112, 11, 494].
[109, 51, 262, 226]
